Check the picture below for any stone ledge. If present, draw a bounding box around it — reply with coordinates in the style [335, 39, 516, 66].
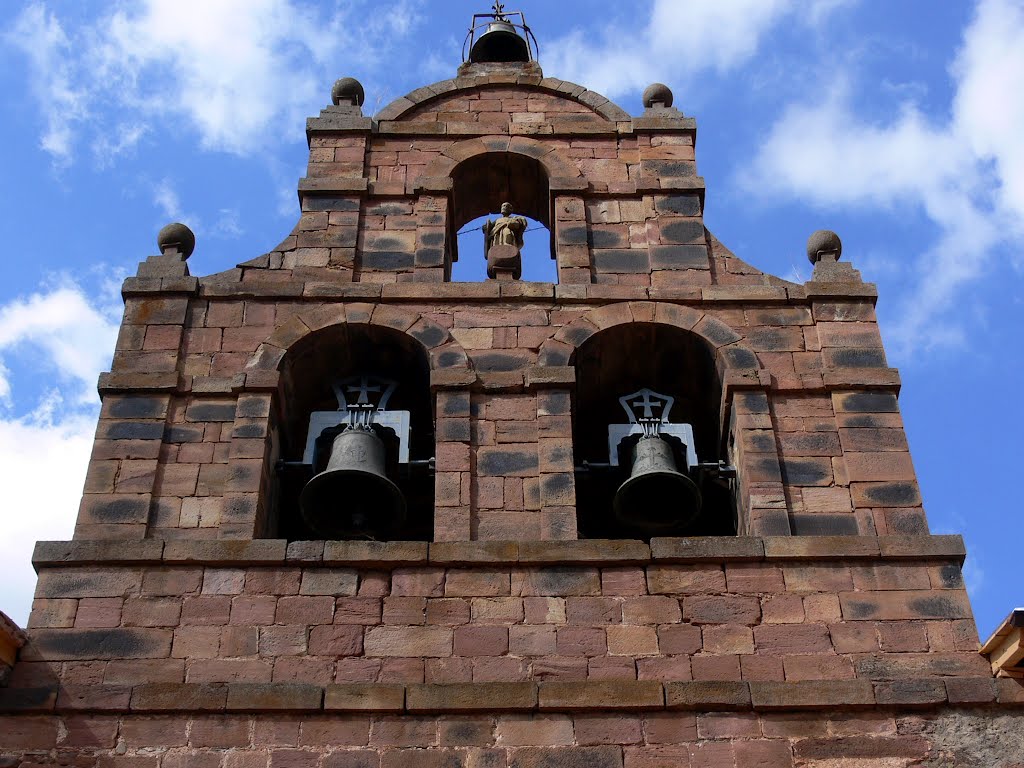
[108, 279, 859, 308]
[367, 122, 631, 140]
[199, 281, 305, 299]
[297, 177, 369, 194]
[406, 682, 536, 713]
[821, 367, 902, 390]
[324, 683, 405, 712]
[380, 283, 501, 301]
[701, 286, 788, 302]
[517, 540, 651, 564]
[4, 678, 1016, 715]
[665, 681, 751, 710]
[524, 365, 575, 388]
[130, 683, 228, 712]
[649, 537, 763, 561]
[226, 682, 323, 712]
[538, 681, 663, 710]
[306, 115, 374, 133]
[428, 541, 519, 564]
[750, 680, 875, 709]
[105, 279, 845, 308]
[804, 282, 879, 300]
[322, 540, 429, 565]
[122, 276, 199, 296]
[97, 371, 180, 394]
[633, 116, 698, 132]
[32, 536, 968, 569]
[636, 176, 706, 195]
[33, 540, 165, 568]
[874, 679, 947, 707]
[162, 539, 288, 564]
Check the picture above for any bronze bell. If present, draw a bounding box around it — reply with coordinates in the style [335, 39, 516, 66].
[613, 436, 702, 533]
[299, 426, 406, 539]
[469, 19, 530, 63]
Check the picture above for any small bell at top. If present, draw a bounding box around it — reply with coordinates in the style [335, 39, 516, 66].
[467, 3, 533, 64]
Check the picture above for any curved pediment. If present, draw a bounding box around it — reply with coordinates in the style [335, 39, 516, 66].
[375, 73, 631, 124]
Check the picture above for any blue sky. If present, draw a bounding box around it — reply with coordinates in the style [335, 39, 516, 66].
[0, 0, 1022, 639]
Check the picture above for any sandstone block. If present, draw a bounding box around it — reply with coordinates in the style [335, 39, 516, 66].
[225, 682, 322, 711]
[538, 680, 663, 710]
[365, 626, 453, 657]
[406, 682, 536, 712]
[664, 681, 750, 709]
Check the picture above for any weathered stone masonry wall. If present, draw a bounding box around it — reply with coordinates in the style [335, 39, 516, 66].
[87, 284, 917, 543]
[5, 66, 1022, 767]
[4, 539, 1024, 765]
[5, 703, 1024, 767]
[14, 538, 984, 689]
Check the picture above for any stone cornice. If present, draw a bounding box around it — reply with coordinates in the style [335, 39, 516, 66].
[1, 678, 1019, 715]
[32, 535, 966, 570]
[119, 276, 878, 306]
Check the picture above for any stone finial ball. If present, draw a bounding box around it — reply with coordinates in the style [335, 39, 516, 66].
[806, 229, 842, 264]
[331, 77, 365, 106]
[157, 222, 196, 258]
[642, 82, 673, 108]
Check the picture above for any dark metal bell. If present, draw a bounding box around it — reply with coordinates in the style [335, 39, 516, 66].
[299, 427, 406, 539]
[613, 436, 702, 533]
[469, 20, 530, 63]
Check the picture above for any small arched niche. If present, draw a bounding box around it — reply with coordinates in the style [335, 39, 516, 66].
[271, 325, 434, 541]
[449, 151, 556, 282]
[572, 323, 736, 540]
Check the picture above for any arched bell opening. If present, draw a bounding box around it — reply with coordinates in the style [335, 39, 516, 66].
[448, 151, 556, 283]
[271, 325, 434, 542]
[572, 323, 736, 540]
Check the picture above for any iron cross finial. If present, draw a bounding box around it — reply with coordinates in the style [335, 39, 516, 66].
[492, 2, 507, 19]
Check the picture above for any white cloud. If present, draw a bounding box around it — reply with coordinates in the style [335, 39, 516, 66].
[153, 178, 202, 233]
[0, 279, 121, 626]
[544, 0, 850, 99]
[9, 0, 425, 165]
[952, 0, 1024, 230]
[4, 4, 88, 165]
[92, 122, 148, 168]
[151, 179, 244, 240]
[93, 0, 342, 155]
[0, 280, 120, 404]
[0, 398, 94, 627]
[962, 551, 985, 600]
[741, 0, 1024, 353]
[214, 208, 244, 238]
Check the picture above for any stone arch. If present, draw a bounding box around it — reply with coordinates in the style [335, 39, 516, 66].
[375, 75, 631, 123]
[246, 303, 472, 373]
[537, 302, 761, 372]
[565, 302, 754, 539]
[416, 136, 583, 198]
[242, 304, 469, 541]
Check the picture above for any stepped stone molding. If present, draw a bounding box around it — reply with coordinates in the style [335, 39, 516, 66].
[3, 678, 1021, 715]
[375, 75, 632, 123]
[32, 535, 968, 569]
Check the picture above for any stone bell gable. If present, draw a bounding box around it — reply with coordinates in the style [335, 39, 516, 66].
[2, 7, 1021, 767]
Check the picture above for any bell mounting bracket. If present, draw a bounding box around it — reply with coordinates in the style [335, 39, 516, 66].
[607, 388, 698, 470]
[303, 375, 411, 465]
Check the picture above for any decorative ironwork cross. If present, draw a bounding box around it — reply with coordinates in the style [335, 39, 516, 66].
[630, 391, 663, 419]
[346, 377, 381, 405]
[618, 388, 675, 425]
[332, 375, 397, 413]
